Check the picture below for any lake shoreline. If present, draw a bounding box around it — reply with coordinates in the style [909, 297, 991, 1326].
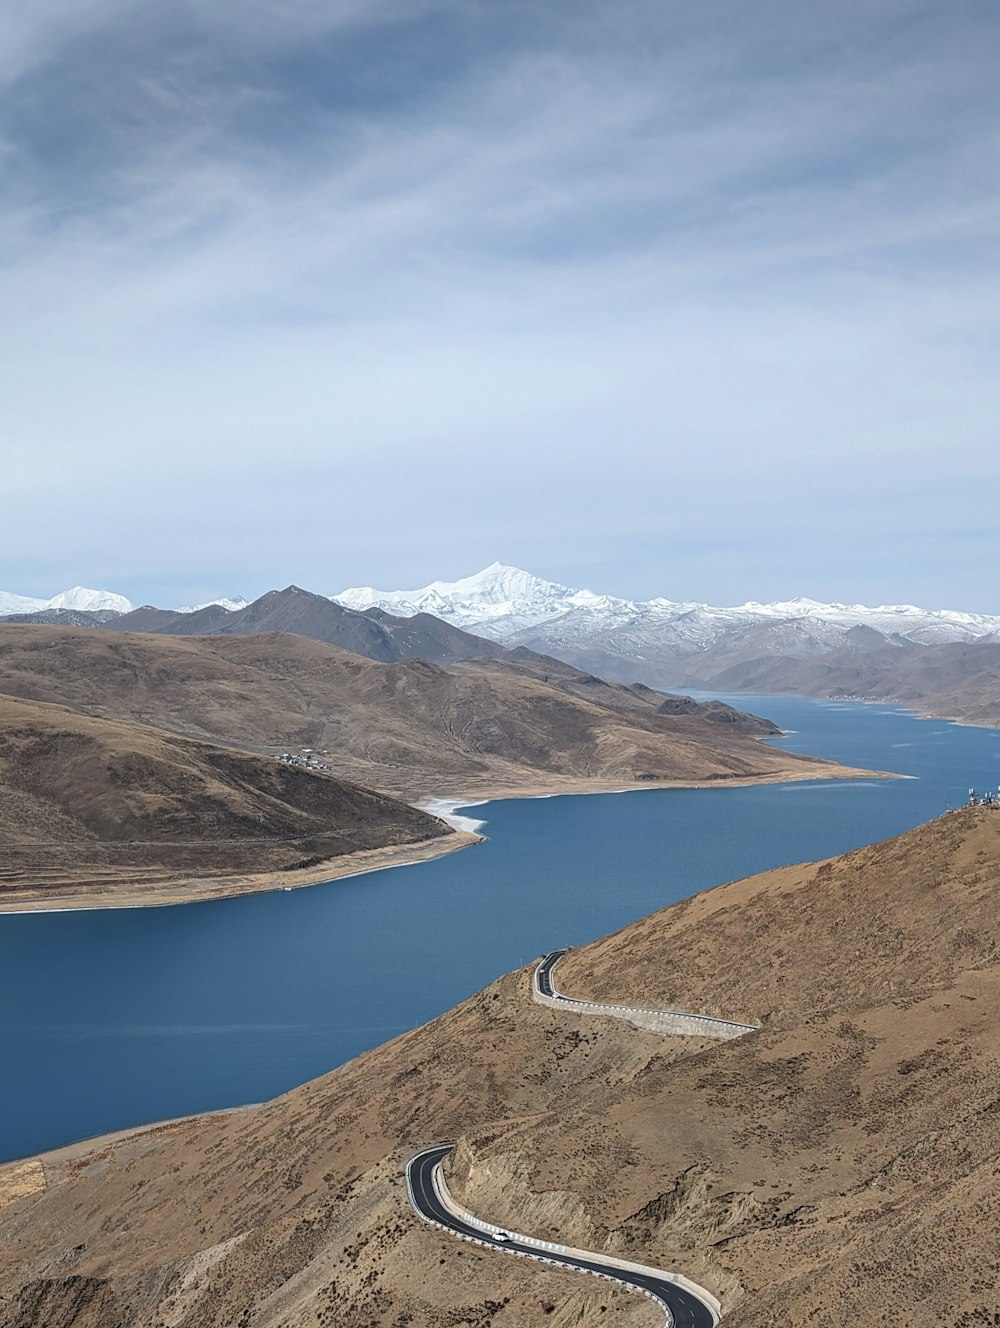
[4, 691, 986, 1165]
[0, 830, 482, 915]
[0, 757, 884, 915]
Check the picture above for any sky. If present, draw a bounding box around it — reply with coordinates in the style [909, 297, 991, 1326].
[2, 0, 999, 611]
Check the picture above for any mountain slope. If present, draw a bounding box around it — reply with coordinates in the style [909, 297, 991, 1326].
[455, 650, 780, 735]
[335, 564, 1000, 693]
[0, 694, 451, 904]
[1, 809, 995, 1327]
[0, 626, 842, 804]
[107, 586, 510, 664]
[701, 639, 1000, 726]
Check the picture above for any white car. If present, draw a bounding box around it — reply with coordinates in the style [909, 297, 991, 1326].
[492, 1230, 512, 1242]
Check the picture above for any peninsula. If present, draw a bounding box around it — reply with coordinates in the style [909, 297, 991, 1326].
[0, 624, 873, 911]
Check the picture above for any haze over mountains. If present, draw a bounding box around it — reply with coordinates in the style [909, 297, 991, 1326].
[9, 565, 998, 642]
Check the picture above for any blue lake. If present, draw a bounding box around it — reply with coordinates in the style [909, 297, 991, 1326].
[3, 693, 999, 1163]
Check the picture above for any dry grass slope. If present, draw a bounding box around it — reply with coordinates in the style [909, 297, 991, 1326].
[0, 694, 449, 899]
[0, 809, 996, 1327]
[0, 625, 845, 802]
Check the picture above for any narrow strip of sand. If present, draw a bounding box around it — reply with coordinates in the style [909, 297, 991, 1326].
[0, 829, 482, 914]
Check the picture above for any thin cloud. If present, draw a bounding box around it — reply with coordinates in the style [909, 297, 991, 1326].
[1, 1, 999, 608]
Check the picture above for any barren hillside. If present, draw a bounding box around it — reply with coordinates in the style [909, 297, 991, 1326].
[702, 639, 1000, 727]
[0, 626, 849, 802]
[1, 809, 996, 1327]
[0, 695, 452, 905]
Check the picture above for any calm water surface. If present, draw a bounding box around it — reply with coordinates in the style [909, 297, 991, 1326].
[3, 694, 999, 1162]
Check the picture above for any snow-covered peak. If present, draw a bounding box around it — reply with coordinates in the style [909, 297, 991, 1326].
[334, 562, 620, 636]
[46, 586, 135, 614]
[0, 586, 135, 617]
[0, 590, 48, 615]
[424, 561, 570, 603]
[333, 563, 1000, 654]
[175, 596, 250, 614]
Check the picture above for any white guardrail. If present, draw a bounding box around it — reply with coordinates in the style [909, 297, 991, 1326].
[404, 953, 745, 1325]
[533, 952, 757, 1041]
[406, 1151, 723, 1328]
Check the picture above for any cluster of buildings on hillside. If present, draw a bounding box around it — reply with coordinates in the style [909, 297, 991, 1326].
[276, 751, 331, 773]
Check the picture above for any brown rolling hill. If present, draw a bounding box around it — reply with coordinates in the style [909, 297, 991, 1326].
[0, 693, 451, 904]
[1, 809, 996, 1327]
[472, 649, 781, 735]
[0, 625, 845, 804]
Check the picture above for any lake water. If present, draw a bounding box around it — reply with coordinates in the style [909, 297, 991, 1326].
[3, 694, 999, 1163]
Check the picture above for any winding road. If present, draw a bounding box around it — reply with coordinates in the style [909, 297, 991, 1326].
[406, 1144, 717, 1328]
[404, 949, 754, 1325]
[535, 950, 757, 1039]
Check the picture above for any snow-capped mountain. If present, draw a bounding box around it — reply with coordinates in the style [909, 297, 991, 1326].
[175, 596, 251, 614]
[0, 586, 135, 616]
[0, 587, 254, 618]
[0, 590, 48, 616]
[334, 563, 1000, 646]
[5, 566, 999, 693]
[48, 586, 135, 614]
[334, 563, 1000, 687]
[334, 561, 620, 635]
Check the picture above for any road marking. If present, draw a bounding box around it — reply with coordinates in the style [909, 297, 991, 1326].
[534, 951, 756, 1038]
[406, 1147, 707, 1328]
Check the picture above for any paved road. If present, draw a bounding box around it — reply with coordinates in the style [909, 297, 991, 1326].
[406, 1144, 716, 1328]
[536, 950, 756, 1035]
[534, 949, 567, 997]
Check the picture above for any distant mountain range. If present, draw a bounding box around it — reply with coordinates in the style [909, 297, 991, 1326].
[6, 565, 999, 652]
[5, 566, 1000, 720]
[333, 564, 1000, 699]
[335, 561, 1000, 650]
[334, 564, 1000, 722]
[0, 586, 509, 666]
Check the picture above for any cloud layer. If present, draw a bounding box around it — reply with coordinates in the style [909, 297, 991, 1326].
[2, 0, 999, 608]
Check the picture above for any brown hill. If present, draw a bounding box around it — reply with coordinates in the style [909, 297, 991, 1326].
[0, 694, 452, 905]
[1, 810, 996, 1327]
[0, 625, 845, 805]
[109, 585, 510, 664]
[702, 639, 1000, 726]
[476, 649, 781, 735]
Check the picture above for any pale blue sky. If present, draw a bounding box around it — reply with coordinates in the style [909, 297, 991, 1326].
[2, 0, 999, 609]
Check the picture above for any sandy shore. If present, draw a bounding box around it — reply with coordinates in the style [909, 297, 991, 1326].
[0, 830, 482, 915]
[411, 757, 892, 809]
[0, 758, 890, 915]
